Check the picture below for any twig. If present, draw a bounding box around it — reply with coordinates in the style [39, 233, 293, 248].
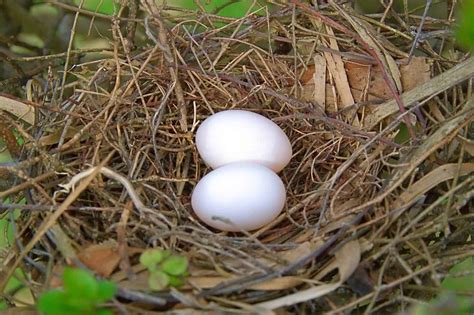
[291, 0, 416, 138]
[407, 0, 432, 64]
[199, 209, 367, 297]
[58, 166, 171, 227]
[0, 154, 113, 292]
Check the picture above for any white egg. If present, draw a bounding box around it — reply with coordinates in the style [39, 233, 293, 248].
[191, 162, 286, 232]
[195, 110, 292, 172]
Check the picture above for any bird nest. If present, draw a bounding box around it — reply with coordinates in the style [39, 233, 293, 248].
[1, 1, 473, 314]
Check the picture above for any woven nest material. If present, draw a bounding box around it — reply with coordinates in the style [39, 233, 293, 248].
[1, 1, 473, 314]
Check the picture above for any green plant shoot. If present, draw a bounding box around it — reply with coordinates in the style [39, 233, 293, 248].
[140, 249, 188, 291]
[455, 0, 474, 51]
[37, 267, 116, 315]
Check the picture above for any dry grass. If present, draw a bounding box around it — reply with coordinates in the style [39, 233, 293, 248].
[0, 1, 473, 313]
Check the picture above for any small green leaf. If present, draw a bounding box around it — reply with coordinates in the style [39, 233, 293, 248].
[168, 275, 185, 287]
[38, 290, 83, 315]
[96, 280, 117, 303]
[394, 123, 410, 144]
[63, 268, 98, 301]
[441, 257, 474, 291]
[455, 0, 474, 51]
[162, 249, 172, 258]
[63, 294, 94, 313]
[161, 255, 188, 276]
[72, 0, 116, 15]
[94, 308, 114, 315]
[148, 270, 169, 291]
[140, 249, 164, 269]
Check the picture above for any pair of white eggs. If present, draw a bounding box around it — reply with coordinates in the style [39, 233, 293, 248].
[191, 110, 292, 232]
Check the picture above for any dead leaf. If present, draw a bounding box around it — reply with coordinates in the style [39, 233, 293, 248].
[278, 240, 323, 266]
[117, 271, 149, 290]
[346, 265, 374, 295]
[392, 99, 474, 182]
[300, 64, 315, 84]
[0, 307, 37, 315]
[363, 57, 474, 129]
[37, 127, 81, 146]
[0, 123, 20, 157]
[345, 62, 392, 101]
[77, 240, 121, 277]
[218, 239, 323, 279]
[256, 283, 340, 309]
[384, 52, 403, 92]
[335, 240, 361, 281]
[394, 163, 474, 209]
[400, 57, 431, 92]
[345, 57, 430, 103]
[50, 225, 76, 261]
[188, 276, 304, 291]
[334, 4, 402, 95]
[0, 96, 35, 125]
[49, 264, 65, 288]
[256, 240, 361, 310]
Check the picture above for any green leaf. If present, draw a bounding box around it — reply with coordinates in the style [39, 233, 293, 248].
[148, 271, 170, 291]
[72, 0, 116, 15]
[441, 257, 474, 291]
[63, 294, 95, 313]
[62, 268, 98, 301]
[394, 123, 410, 144]
[455, 0, 474, 51]
[161, 255, 188, 276]
[168, 275, 185, 287]
[38, 290, 85, 315]
[94, 308, 114, 315]
[139, 249, 164, 269]
[95, 280, 117, 303]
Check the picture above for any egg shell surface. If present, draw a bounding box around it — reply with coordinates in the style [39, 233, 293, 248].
[191, 162, 286, 232]
[195, 110, 292, 172]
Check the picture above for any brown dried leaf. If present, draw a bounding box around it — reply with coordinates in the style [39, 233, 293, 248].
[333, 3, 400, 95]
[400, 57, 431, 91]
[49, 265, 65, 288]
[363, 57, 474, 129]
[345, 62, 392, 101]
[37, 127, 81, 146]
[187, 276, 304, 291]
[0, 307, 37, 315]
[299, 64, 315, 85]
[256, 240, 361, 310]
[392, 99, 474, 181]
[219, 239, 323, 274]
[394, 163, 474, 209]
[335, 240, 361, 282]
[256, 282, 340, 310]
[0, 123, 20, 157]
[77, 240, 121, 277]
